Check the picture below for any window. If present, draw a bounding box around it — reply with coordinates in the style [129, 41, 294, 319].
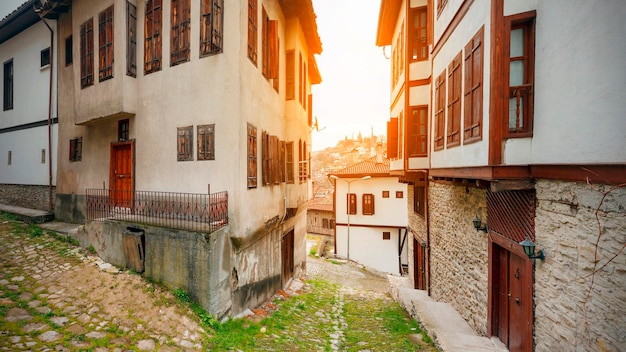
[409, 106, 428, 156]
[387, 117, 398, 158]
[322, 218, 329, 229]
[383, 232, 391, 240]
[65, 36, 73, 66]
[261, 131, 278, 185]
[285, 141, 294, 183]
[7, 151, 12, 165]
[279, 140, 285, 182]
[144, 0, 162, 74]
[396, 191, 404, 199]
[41, 149, 46, 164]
[410, 7, 427, 62]
[40, 47, 50, 67]
[247, 123, 257, 188]
[506, 14, 535, 136]
[127, 1, 137, 77]
[347, 193, 356, 215]
[200, 0, 223, 56]
[118, 119, 129, 141]
[434, 70, 446, 150]
[171, 0, 191, 65]
[98, 6, 114, 81]
[247, 0, 258, 65]
[261, 7, 278, 82]
[80, 18, 94, 88]
[197, 124, 215, 160]
[363, 194, 375, 215]
[447, 52, 462, 147]
[3, 59, 13, 110]
[382, 190, 390, 198]
[69, 137, 82, 162]
[298, 139, 307, 183]
[300, 55, 307, 107]
[177, 126, 193, 161]
[464, 26, 484, 143]
[414, 185, 425, 217]
[286, 50, 295, 100]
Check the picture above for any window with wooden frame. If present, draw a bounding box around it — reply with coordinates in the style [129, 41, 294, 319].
[98, 6, 114, 81]
[410, 7, 428, 62]
[247, 123, 257, 188]
[118, 119, 129, 141]
[127, 1, 137, 77]
[382, 231, 391, 240]
[301, 60, 307, 108]
[40, 48, 50, 67]
[506, 14, 535, 137]
[3, 60, 13, 111]
[396, 191, 404, 199]
[7, 151, 11, 165]
[286, 50, 295, 100]
[80, 18, 94, 88]
[346, 193, 357, 215]
[279, 140, 285, 182]
[177, 126, 193, 161]
[171, 0, 191, 66]
[382, 190, 390, 198]
[409, 106, 428, 156]
[144, 0, 162, 74]
[414, 185, 425, 217]
[285, 141, 294, 183]
[261, 9, 279, 88]
[434, 70, 446, 150]
[437, 0, 448, 17]
[262, 131, 269, 185]
[197, 124, 215, 160]
[398, 111, 403, 158]
[464, 26, 484, 143]
[200, 0, 223, 56]
[362, 194, 375, 215]
[387, 117, 398, 158]
[247, 0, 258, 65]
[322, 218, 329, 229]
[447, 52, 462, 147]
[69, 137, 82, 162]
[65, 35, 72, 66]
[298, 139, 307, 183]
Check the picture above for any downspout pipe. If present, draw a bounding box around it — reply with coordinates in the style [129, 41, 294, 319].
[38, 12, 54, 211]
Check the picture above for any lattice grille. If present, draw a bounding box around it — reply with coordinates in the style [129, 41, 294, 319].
[487, 188, 535, 243]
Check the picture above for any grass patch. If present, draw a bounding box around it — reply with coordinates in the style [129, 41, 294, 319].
[174, 288, 219, 331]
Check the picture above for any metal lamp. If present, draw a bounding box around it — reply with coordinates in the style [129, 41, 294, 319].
[473, 216, 488, 233]
[519, 235, 545, 261]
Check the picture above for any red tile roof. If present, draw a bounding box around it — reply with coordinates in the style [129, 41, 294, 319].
[331, 156, 390, 178]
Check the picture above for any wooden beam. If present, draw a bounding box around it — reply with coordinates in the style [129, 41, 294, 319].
[490, 179, 535, 192]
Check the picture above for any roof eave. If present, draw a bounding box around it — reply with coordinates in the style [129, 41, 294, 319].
[376, 0, 402, 47]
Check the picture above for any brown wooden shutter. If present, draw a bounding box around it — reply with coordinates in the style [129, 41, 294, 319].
[286, 50, 295, 100]
[308, 94, 313, 126]
[434, 71, 446, 150]
[464, 27, 483, 142]
[262, 131, 269, 185]
[387, 118, 398, 158]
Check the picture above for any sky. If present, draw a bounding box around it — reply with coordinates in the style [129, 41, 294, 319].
[0, 0, 390, 151]
[311, 0, 390, 150]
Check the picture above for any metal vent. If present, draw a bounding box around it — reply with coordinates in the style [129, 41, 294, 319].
[487, 189, 535, 243]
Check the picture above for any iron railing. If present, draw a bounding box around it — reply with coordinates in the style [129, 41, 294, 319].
[86, 189, 228, 233]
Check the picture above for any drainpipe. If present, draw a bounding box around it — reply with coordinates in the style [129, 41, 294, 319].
[40, 16, 54, 212]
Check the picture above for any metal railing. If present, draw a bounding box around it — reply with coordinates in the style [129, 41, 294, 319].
[86, 189, 228, 233]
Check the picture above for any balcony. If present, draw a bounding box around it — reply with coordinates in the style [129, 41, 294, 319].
[86, 189, 228, 233]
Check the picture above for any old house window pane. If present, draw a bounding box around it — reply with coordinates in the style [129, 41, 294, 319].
[247, 123, 257, 188]
[197, 124, 215, 160]
[434, 71, 446, 150]
[396, 191, 404, 199]
[383, 231, 391, 240]
[80, 18, 94, 88]
[286, 50, 295, 100]
[363, 194, 375, 215]
[177, 126, 193, 161]
[118, 119, 129, 141]
[127, 1, 137, 77]
[144, 0, 162, 74]
[247, 0, 257, 65]
[447, 52, 462, 147]
[414, 185, 425, 217]
[171, 0, 191, 66]
[3, 59, 13, 110]
[200, 0, 223, 56]
[285, 141, 294, 183]
[347, 193, 356, 215]
[410, 7, 427, 62]
[507, 16, 535, 136]
[40, 47, 50, 67]
[69, 137, 82, 162]
[409, 106, 428, 156]
[98, 6, 114, 81]
[463, 27, 483, 143]
[65, 35, 73, 66]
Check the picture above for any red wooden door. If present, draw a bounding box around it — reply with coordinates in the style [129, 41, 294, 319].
[110, 143, 134, 207]
[414, 238, 426, 290]
[281, 230, 294, 288]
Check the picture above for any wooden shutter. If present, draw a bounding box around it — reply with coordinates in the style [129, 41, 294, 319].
[387, 118, 398, 158]
[447, 52, 462, 146]
[434, 71, 446, 150]
[464, 26, 483, 142]
[286, 50, 295, 100]
[347, 193, 357, 215]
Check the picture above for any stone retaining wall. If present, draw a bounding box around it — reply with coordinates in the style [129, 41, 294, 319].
[0, 184, 55, 211]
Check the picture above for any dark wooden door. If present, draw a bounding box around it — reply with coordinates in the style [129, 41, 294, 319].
[281, 230, 294, 288]
[493, 243, 533, 352]
[110, 142, 134, 207]
[414, 238, 426, 290]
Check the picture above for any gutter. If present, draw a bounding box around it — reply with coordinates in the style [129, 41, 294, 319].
[37, 10, 54, 211]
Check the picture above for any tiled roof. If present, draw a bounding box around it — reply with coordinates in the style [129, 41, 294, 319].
[331, 156, 390, 178]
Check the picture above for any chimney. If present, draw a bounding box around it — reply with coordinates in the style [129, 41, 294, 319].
[376, 142, 383, 163]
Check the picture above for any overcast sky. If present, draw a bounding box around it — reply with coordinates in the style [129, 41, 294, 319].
[1, 0, 390, 151]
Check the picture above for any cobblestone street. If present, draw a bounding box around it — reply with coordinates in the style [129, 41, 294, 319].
[0, 219, 434, 351]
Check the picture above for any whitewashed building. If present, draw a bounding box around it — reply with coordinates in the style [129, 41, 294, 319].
[330, 156, 408, 275]
[52, 0, 322, 318]
[0, 0, 67, 212]
[376, 0, 626, 351]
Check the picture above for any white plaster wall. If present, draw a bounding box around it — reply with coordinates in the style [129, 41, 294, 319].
[528, 0, 626, 164]
[409, 84, 429, 106]
[334, 177, 408, 227]
[430, 0, 490, 168]
[408, 156, 429, 169]
[0, 19, 58, 186]
[336, 225, 408, 275]
[433, 0, 464, 44]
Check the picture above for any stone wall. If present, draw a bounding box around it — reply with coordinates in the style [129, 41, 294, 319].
[534, 180, 626, 351]
[0, 184, 55, 211]
[428, 183, 489, 334]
